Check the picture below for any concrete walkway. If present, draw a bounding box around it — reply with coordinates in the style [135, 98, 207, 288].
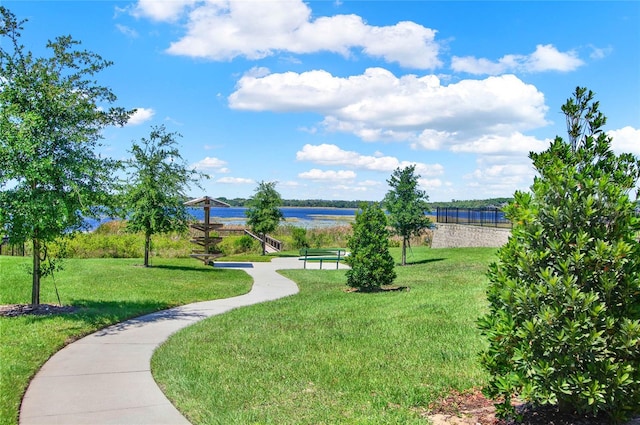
[20, 257, 349, 425]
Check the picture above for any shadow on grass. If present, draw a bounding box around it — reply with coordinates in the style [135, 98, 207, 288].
[19, 299, 175, 327]
[147, 264, 221, 272]
[213, 262, 254, 268]
[402, 257, 446, 266]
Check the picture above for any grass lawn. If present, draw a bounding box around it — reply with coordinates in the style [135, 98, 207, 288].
[152, 246, 496, 424]
[0, 256, 253, 425]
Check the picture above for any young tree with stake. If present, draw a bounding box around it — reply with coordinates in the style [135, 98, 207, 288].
[383, 165, 431, 266]
[0, 7, 132, 305]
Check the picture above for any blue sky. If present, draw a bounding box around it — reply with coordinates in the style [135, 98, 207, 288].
[5, 1, 640, 202]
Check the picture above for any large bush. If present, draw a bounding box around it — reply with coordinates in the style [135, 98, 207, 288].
[478, 88, 640, 421]
[345, 203, 396, 290]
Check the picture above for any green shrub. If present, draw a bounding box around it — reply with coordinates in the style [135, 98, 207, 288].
[478, 88, 640, 422]
[234, 235, 258, 253]
[345, 203, 396, 290]
[217, 235, 261, 256]
[291, 227, 309, 249]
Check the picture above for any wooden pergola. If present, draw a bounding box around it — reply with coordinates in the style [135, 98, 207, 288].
[184, 196, 230, 265]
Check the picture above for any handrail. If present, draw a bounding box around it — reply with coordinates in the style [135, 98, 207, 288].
[243, 229, 283, 252]
[244, 229, 281, 251]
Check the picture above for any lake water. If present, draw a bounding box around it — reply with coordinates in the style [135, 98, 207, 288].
[87, 207, 512, 231]
[190, 207, 357, 228]
[87, 207, 358, 230]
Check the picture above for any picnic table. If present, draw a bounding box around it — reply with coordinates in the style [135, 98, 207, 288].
[299, 247, 348, 269]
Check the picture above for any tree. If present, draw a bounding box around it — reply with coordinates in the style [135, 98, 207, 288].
[345, 203, 396, 291]
[478, 87, 640, 421]
[383, 165, 431, 266]
[0, 7, 131, 305]
[245, 181, 284, 255]
[123, 125, 205, 267]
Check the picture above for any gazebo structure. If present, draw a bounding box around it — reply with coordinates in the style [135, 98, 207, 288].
[184, 196, 230, 265]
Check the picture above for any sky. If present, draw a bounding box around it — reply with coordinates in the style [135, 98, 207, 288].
[4, 0, 640, 202]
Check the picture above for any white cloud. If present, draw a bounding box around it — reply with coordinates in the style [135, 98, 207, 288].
[115, 24, 138, 38]
[452, 44, 584, 75]
[448, 132, 549, 156]
[418, 178, 443, 189]
[132, 0, 197, 22]
[296, 143, 444, 177]
[358, 180, 383, 187]
[191, 156, 228, 172]
[126, 107, 155, 126]
[464, 157, 535, 197]
[608, 126, 640, 156]
[298, 169, 357, 181]
[232, 69, 548, 156]
[216, 177, 254, 184]
[527, 44, 584, 72]
[133, 0, 441, 68]
[589, 44, 613, 60]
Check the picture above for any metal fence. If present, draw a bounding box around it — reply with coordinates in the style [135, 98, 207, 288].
[435, 207, 511, 228]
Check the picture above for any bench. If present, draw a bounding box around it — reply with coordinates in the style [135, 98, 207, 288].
[299, 248, 348, 269]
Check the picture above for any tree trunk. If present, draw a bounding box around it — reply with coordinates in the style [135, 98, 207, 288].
[144, 233, 151, 267]
[401, 237, 407, 266]
[261, 233, 266, 255]
[31, 238, 41, 306]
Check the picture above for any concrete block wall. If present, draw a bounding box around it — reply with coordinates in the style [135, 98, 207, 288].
[431, 223, 511, 248]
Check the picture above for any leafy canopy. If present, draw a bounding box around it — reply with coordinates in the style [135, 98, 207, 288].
[124, 125, 205, 266]
[245, 181, 284, 254]
[0, 7, 131, 304]
[478, 87, 640, 421]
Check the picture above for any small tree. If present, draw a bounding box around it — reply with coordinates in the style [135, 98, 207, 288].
[0, 7, 131, 305]
[245, 181, 284, 255]
[383, 165, 431, 265]
[478, 87, 640, 421]
[345, 203, 396, 291]
[124, 125, 205, 267]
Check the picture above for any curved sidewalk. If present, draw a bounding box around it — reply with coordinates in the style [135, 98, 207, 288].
[20, 257, 347, 425]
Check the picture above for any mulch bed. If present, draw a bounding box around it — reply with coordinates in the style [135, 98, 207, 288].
[426, 388, 640, 425]
[0, 303, 78, 317]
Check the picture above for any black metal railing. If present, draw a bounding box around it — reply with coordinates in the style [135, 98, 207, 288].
[435, 207, 511, 228]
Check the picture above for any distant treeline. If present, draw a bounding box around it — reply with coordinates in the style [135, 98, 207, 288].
[214, 197, 513, 209]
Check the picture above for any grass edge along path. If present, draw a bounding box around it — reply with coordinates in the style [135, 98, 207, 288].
[152, 247, 495, 425]
[0, 257, 253, 425]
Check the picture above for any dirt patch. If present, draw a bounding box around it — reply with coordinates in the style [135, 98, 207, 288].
[0, 303, 78, 317]
[424, 388, 640, 425]
[425, 388, 502, 425]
